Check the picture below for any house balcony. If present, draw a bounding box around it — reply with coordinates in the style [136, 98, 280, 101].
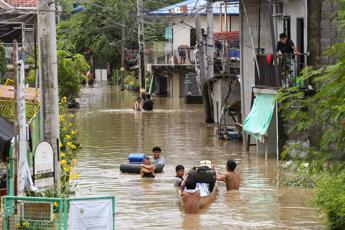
[255, 53, 308, 89]
[150, 47, 196, 66]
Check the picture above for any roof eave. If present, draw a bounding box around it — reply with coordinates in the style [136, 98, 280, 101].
[147, 13, 239, 17]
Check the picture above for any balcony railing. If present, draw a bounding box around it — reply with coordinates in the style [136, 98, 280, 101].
[255, 53, 308, 89]
[152, 47, 196, 65]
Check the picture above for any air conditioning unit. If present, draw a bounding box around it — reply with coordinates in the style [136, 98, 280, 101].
[273, 1, 283, 17]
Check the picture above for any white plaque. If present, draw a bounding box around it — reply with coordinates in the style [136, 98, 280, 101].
[34, 177, 54, 190]
[34, 142, 54, 174]
[70, 199, 113, 230]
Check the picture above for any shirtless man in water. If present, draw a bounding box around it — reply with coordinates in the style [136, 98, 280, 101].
[140, 157, 155, 178]
[181, 180, 200, 214]
[217, 160, 240, 190]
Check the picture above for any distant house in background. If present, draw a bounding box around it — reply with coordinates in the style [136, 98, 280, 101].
[148, 0, 240, 107]
[0, 0, 37, 75]
[148, 0, 239, 65]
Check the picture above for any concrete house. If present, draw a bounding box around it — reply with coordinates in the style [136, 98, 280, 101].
[148, 0, 240, 99]
[240, 0, 339, 157]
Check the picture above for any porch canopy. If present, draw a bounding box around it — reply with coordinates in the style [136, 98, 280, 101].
[243, 93, 276, 141]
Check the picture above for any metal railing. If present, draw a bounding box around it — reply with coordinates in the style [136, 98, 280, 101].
[2, 196, 116, 230]
[255, 53, 309, 89]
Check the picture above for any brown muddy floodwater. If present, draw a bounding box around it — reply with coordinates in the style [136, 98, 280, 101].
[74, 84, 326, 230]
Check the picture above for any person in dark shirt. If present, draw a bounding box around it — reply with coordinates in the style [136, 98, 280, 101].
[277, 33, 301, 57]
[142, 94, 154, 111]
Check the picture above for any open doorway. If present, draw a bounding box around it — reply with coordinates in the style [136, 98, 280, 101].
[296, 18, 305, 74]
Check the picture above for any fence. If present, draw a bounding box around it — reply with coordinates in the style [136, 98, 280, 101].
[2, 196, 116, 230]
[0, 79, 39, 122]
[255, 53, 309, 89]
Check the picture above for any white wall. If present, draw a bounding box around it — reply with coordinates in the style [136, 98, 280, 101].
[213, 80, 222, 123]
[172, 15, 240, 49]
[275, 0, 308, 53]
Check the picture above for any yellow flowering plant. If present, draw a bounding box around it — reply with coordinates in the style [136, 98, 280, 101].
[59, 97, 80, 194]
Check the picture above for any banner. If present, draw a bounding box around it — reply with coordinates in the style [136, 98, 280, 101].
[70, 198, 113, 230]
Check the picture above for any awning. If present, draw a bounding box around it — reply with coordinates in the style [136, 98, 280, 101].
[164, 26, 173, 40]
[243, 93, 276, 141]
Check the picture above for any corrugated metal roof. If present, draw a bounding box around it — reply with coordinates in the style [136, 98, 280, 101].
[149, 0, 239, 16]
[4, 0, 36, 8]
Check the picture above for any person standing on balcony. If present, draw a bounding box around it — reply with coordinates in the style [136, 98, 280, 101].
[276, 33, 302, 87]
[276, 33, 302, 56]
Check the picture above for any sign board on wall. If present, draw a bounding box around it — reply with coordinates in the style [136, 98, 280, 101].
[33, 142, 54, 190]
[69, 198, 114, 230]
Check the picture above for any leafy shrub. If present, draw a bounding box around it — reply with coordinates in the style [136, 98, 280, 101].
[26, 69, 36, 87]
[279, 161, 319, 188]
[0, 42, 6, 82]
[314, 172, 345, 229]
[58, 50, 89, 98]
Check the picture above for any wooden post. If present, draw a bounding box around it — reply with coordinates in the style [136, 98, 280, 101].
[120, 25, 126, 91]
[137, 0, 146, 91]
[12, 40, 18, 195]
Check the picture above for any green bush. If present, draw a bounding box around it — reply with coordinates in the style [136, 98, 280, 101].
[314, 172, 345, 229]
[0, 42, 6, 82]
[26, 69, 36, 87]
[279, 161, 319, 188]
[57, 50, 89, 98]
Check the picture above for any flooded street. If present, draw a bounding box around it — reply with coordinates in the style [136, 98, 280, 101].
[74, 84, 325, 229]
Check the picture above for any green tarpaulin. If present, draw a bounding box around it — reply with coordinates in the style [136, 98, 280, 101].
[243, 93, 276, 141]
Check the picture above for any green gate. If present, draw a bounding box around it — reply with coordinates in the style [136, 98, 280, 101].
[2, 196, 116, 230]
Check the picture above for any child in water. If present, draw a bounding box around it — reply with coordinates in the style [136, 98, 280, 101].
[140, 156, 155, 178]
[174, 165, 185, 187]
[134, 96, 142, 111]
[217, 160, 240, 190]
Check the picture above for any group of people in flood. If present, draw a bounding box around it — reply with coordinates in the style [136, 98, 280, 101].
[176, 160, 240, 213]
[134, 91, 154, 111]
[138, 146, 240, 213]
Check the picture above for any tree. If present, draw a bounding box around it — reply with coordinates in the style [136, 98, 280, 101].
[57, 0, 182, 70]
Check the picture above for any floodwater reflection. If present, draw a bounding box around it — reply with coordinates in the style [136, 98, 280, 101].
[75, 84, 326, 229]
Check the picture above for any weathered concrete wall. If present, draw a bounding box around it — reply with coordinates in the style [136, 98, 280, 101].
[173, 15, 240, 48]
[240, 0, 274, 122]
[275, 0, 308, 53]
[172, 73, 180, 98]
[319, 0, 341, 66]
[212, 77, 241, 124]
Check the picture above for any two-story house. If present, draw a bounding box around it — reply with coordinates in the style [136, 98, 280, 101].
[148, 0, 240, 101]
[240, 0, 339, 158]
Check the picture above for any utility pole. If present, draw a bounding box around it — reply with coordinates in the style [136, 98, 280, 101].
[137, 0, 146, 91]
[120, 25, 126, 91]
[206, 0, 214, 82]
[204, 0, 214, 123]
[196, 16, 206, 87]
[37, 0, 61, 189]
[196, 15, 210, 123]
